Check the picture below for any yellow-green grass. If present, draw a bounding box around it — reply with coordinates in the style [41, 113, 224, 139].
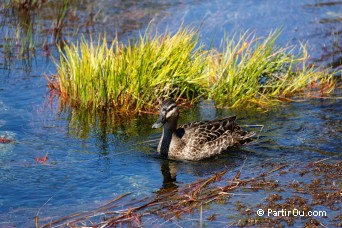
[53, 28, 208, 114]
[50, 27, 338, 114]
[207, 31, 336, 108]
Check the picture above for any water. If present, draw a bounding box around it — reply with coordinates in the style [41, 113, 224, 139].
[0, 0, 341, 227]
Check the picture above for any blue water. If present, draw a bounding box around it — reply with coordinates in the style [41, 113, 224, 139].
[0, 0, 341, 227]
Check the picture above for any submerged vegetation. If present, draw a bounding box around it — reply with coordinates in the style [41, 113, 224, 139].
[49, 27, 337, 113]
[0, 0, 174, 62]
[37, 159, 342, 227]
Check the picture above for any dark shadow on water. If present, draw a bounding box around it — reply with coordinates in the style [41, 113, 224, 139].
[155, 148, 255, 194]
[159, 159, 178, 191]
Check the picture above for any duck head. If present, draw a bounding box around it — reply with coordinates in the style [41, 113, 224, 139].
[152, 99, 179, 129]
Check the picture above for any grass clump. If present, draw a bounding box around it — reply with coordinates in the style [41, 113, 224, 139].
[53, 28, 208, 113]
[50, 27, 338, 114]
[207, 31, 336, 108]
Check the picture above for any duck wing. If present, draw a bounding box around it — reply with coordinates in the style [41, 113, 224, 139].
[176, 116, 237, 144]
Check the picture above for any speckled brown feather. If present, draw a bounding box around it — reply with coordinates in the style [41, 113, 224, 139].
[168, 117, 254, 160]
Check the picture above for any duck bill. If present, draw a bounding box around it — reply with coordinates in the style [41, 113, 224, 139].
[152, 114, 165, 129]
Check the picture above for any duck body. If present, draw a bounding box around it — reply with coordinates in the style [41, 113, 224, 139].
[152, 99, 255, 161]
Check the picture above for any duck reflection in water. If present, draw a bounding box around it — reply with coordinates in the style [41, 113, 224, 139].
[159, 160, 178, 192]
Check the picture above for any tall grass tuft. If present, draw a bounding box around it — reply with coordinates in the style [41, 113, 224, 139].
[207, 31, 336, 108]
[54, 27, 208, 113]
[51, 27, 338, 114]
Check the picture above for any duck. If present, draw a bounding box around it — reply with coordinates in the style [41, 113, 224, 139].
[152, 99, 255, 161]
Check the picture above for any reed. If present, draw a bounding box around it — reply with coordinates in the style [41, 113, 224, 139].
[51, 27, 338, 114]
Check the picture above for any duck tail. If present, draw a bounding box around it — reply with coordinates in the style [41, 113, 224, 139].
[239, 130, 256, 145]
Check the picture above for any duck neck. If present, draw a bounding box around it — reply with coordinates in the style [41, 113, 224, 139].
[160, 118, 178, 158]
